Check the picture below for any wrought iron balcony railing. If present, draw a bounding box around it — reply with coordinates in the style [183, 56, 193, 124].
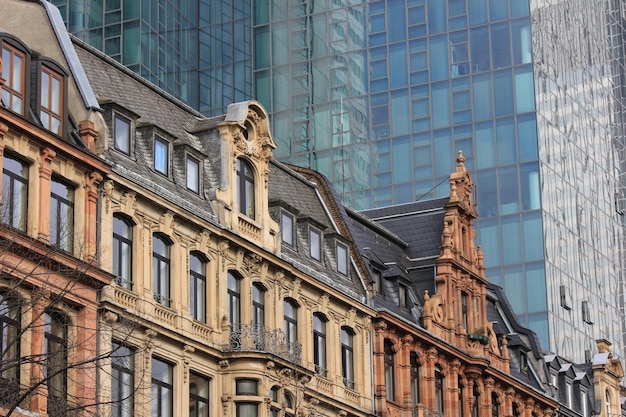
[228, 324, 302, 365]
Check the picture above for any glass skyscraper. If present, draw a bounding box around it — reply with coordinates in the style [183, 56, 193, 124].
[52, 0, 626, 363]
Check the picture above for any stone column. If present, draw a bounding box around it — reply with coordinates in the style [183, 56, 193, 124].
[84, 171, 102, 261]
[38, 147, 56, 242]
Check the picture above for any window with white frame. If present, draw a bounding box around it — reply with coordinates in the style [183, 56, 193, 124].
[154, 136, 169, 175]
[309, 227, 321, 261]
[281, 211, 294, 246]
[114, 114, 131, 155]
[336, 241, 348, 275]
[186, 155, 200, 193]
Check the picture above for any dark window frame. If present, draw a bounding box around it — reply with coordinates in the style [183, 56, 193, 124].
[189, 252, 207, 322]
[341, 327, 354, 389]
[50, 176, 74, 252]
[252, 283, 265, 327]
[309, 226, 322, 261]
[284, 299, 298, 345]
[111, 342, 135, 417]
[336, 241, 348, 275]
[2, 153, 29, 232]
[152, 234, 171, 306]
[384, 340, 395, 401]
[189, 372, 210, 417]
[151, 357, 173, 417]
[113, 214, 133, 289]
[154, 135, 169, 176]
[236, 158, 255, 219]
[113, 113, 132, 155]
[313, 313, 327, 376]
[44, 310, 67, 417]
[228, 271, 242, 326]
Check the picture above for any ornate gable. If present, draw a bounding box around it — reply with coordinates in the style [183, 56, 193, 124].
[214, 101, 280, 253]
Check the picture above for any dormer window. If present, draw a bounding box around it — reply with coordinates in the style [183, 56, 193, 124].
[114, 114, 131, 154]
[236, 158, 255, 218]
[281, 211, 294, 246]
[373, 269, 383, 295]
[39, 64, 64, 135]
[309, 226, 322, 261]
[186, 155, 200, 193]
[154, 136, 169, 175]
[398, 283, 407, 307]
[336, 241, 348, 275]
[1, 41, 26, 114]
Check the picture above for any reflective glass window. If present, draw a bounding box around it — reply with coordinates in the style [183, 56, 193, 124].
[151, 358, 173, 417]
[2, 154, 28, 231]
[1, 42, 25, 114]
[152, 234, 171, 306]
[491, 22, 511, 69]
[154, 136, 169, 175]
[189, 252, 206, 322]
[502, 215, 522, 264]
[473, 73, 493, 120]
[189, 373, 210, 417]
[113, 214, 133, 289]
[114, 114, 131, 154]
[40, 65, 64, 135]
[186, 155, 200, 193]
[228, 272, 241, 326]
[50, 177, 74, 252]
[111, 343, 134, 417]
[494, 69, 514, 117]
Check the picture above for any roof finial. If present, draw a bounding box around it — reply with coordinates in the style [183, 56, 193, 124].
[456, 150, 465, 172]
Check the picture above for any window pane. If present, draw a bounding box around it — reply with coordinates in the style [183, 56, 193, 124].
[2, 154, 28, 231]
[187, 156, 200, 192]
[309, 228, 321, 260]
[114, 115, 131, 154]
[154, 137, 168, 175]
[337, 243, 348, 274]
[281, 212, 293, 245]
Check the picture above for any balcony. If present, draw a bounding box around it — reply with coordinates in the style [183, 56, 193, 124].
[227, 324, 302, 365]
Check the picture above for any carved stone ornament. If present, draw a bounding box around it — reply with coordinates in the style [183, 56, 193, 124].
[243, 251, 263, 274]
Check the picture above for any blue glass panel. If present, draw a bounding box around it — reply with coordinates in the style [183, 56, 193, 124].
[515, 65, 535, 113]
[413, 98, 430, 118]
[453, 91, 470, 110]
[371, 78, 389, 92]
[394, 183, 413, 204]
[414, 179, 434, 198]
[409, 25, 428, 38]
[390, 43, 409, 88]
[369, 1, 385, 14]
[523, 211, 544, 260]
[375, 172, 392, 186]
[517, 113, 538, 161]
[391, 90, 410, 135]
[429, 35, 449, 80]
[388, 0, 407, 42]
[510, 0, 530, 17]
[477, 168, 497, 217]
[411, 52, 428, 70]
[479, 217, 501, 266]
[371, 60, 387, 79]
[254, 26, 269, 69]
[525, 262, 547, 311]
[470, 26, 490, 73]
[413, 118, 431, 132]
[498, 165, 519, 215]
[411, 71, 429, 85]
[489, 0, 509, 21]
[494, 69, 514, 116]
[372, 92, 389, 106]
[519, 162, 541, 210]
[502, 215, 522, 264]
[393, 136, 412, 182]
[412, 84, 430, 98]
[468, 0, 488, 25]
[370, 33, 387, 46]
[504, 265, 524, 312]
[527, 313, 549, 347]
[512, 18, 532, 64]
[372, 106, 389, 126]
[414, 131, 431, 146]
[414, 145, 431, 164]
[432, 81, 451, 128]
[472, 72, 493, 120]
[485, 266, 502, 286]
[491, 22, 511, 69]
[475, 120, 495, 169]
[433, 129, 453, 176]
[449, 0, 466, 16]
[370, 13, 386, 32]
[408, 5, 426, 24]
[428, 0, 446, 34]
[409, 38, 427, 52]
[496, 117, 516, 165]
[254, 0, 269, 24]
[370, 46, 387, 60]
[448, 16, 467, 30]
[255, 70, 270, 108]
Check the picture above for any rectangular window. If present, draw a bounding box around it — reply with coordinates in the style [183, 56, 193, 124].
[228, 272, 241, 326]
[154, 136, 169, 175]
[113, 215, 133, 289]
[45, 311, 67, 417]
[309, 227, 321, 261]
[186, 155, 200, 193]
[236, 403, 258, 417]
[461, 292, 468, 329]
[151, 358, 173, 417]
[0, 294, 20, 391]
[1, 42, 25, 114]
[50, 177, 74, 252]
[236, 379, 257, 395]
[114, 114, 131, 154]
[189, 373, 210, 417]
[2, 154, 28, 232]
[189, 253, 206, 322]
[40, 65, 63, 135]
[252, 283, 265, 327]
[313, 314, 327, 376]
[398, 284, 407, 307]
[385, 341, 395, 400]
[281, 211, 294, 246]
[112, 343, 135, 417]
[342, 328, 354, 389]
[336, 242, 348, 275]
[152, 234, 171, 306]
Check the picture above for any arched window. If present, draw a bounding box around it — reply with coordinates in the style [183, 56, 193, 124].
[313, 313, 327, 376]
[152, 234, 171, 306]
[605, 390, 611, 417]
[45, 311, 67, 416]
[228, 271, 242, 326]
[1, 39, 27, 114]
[189, 252, 207, 322]
[342, 327, 354, 388]
[252, 283, 265, 327]
[113, 214, 133, 289]
[384, 340, 395, 401]
[236, 158, 255, 219]
[435, 366, 444, 414]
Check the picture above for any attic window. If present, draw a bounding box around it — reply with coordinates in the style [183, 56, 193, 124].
[281, 211, 294, 246]
[398, 284, 407, 307]
[336, 242, 348, 275]
[1, 41, 26, 114]
[520, 352, 529, 375]
[154, 135, 169, 175]
[309, 227, 321, 261]
[114, 114, 131, 155]
[236, 158, 255, 219]
[186, 155, 200, 193]
[373, 270, 383, 295]
[40, 64, 64, 135]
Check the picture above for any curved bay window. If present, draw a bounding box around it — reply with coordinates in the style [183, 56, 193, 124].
[2, 153, 28, 232]
[313, 314, 327, 376]
[113, 214, 133, 289]
[236, 158, 255, 219]
[228, 271, 242, 326]
[45, 311, 67, 417]
[342, 327, 355, 389]
[384, 340, 395, 401]
[152, 234, 171, 306]
[189, 252, 207, 322]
